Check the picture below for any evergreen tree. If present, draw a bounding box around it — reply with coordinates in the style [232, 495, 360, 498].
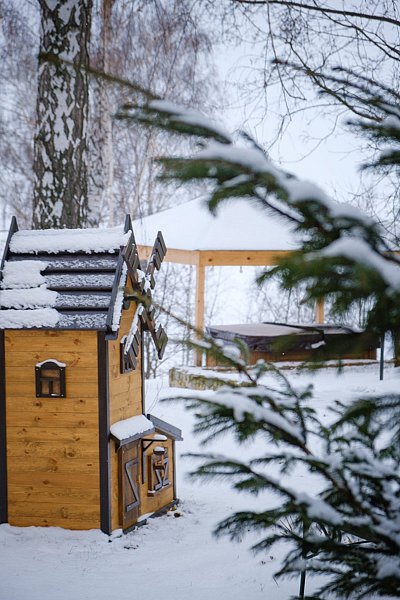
[121, 73, 400, 598]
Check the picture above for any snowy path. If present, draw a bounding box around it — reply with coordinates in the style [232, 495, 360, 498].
[0, 364, 396, 600]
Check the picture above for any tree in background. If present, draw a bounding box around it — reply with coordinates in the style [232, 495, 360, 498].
[0, 0, 214, 228]
[87, 0, 115, 226]
[0, 1, 38, 228]
[108, 0, 215, 221]
[247, 271, 315, 324]
[209, 0, 400, 243]
[33, 0, 92, 229]
[0, 0, 215, 374]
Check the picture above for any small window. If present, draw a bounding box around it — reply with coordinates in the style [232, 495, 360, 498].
[35, 360, 66, 398]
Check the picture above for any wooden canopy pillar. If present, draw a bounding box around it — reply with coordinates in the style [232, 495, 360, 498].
[137, 244, 296, 365]
[195, 261, 206, 366]
[315, 298, 325, 324]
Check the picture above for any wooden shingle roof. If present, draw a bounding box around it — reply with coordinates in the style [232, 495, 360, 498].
[0, 216, 133, 335]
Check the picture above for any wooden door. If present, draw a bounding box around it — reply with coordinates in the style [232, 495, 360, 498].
[120, 442, 141, 530]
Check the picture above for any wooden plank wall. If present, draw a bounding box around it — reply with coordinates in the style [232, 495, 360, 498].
[108, 299, 143, 531]
[5, 330, 100, 529]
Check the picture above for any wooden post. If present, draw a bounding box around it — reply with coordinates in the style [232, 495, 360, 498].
[380, 333, 385, 380]
[315, 298, 325, 324]
[195, 262, 205, 366]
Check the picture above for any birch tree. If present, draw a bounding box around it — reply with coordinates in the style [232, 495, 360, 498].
[33, 0, 92, 229]
[87, 0, 115, 225]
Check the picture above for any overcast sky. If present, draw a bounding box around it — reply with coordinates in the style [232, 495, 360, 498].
[212, 34, 365, 205]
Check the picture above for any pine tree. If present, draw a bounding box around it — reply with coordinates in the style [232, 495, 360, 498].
[122, 73, 400, 598]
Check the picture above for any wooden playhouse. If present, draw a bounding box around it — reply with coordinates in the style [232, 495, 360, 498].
[0, 216, 182, 533]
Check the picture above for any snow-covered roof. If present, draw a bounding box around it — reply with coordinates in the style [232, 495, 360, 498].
[110, 414, 155, 442]
[10, 226, 130, 254]
[0, 218, 132, 332]
[133, 197, 298, 252]
[110, 413, 183, 445]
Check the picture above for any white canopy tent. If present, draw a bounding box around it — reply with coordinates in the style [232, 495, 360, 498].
[133, 198, 325, 364]
[133, 197, 297, 252]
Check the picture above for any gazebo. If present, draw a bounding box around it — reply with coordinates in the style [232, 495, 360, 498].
[133, 198, 325, 364]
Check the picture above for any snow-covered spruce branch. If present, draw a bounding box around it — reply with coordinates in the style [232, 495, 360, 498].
[122, 96, 400, 338]
[118, 73, 400, 597]
[164, 356, 400, 598]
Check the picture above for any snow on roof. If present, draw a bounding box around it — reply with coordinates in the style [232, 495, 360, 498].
[0, 255, 60, 327]
[0, 307, 60, 329]
[132, 197, 298, 252]
[0, 222, 132, 331]
[1, 260, 48, 289]
[0, 286, 57, 309]
[209, 323, 311, 338]
[111, 263, 128, 332]
[110, 414, 155, 442]
[9, 225, 131, 254]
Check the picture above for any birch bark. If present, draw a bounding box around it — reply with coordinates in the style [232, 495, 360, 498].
[87, 0, 115, 226]
[33, 0, 92, 229]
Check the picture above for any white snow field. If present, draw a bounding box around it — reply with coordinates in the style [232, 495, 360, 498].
[0, 363, 396, 600]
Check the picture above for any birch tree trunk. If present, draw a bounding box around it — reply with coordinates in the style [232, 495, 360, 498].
[88, 0, 115, 226]
[33, 0, 92, 229]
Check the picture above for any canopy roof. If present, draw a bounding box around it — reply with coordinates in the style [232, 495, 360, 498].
[133, 197, 298, 252]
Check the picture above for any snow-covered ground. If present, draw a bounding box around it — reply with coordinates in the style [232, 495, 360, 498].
[0, 363, 396, 600]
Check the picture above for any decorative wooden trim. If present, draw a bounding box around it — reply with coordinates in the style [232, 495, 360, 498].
[120, 335, 138, 373]
[0, 216, 18, 280]
[105, 253, 124, 332]
[172, 440, 177, 500]
[105, 215, 134, 334]
[119, 441, 141, 531]
[141, 334, 145, 414]
[0, 331, 7, 523]
[146, 414, 183, 441]
[124, 214, 133, 234]
[148, 448, 170, 493]
[35, 360, 66, 398]
[97, 331, 111, 534]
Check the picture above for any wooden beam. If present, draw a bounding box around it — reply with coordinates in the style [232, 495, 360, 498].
[137, 246, 293, 267]
[137, 245, 199, 266]
[195, 263, 206, 366]
[315, 298, 325, 324]
[199, 250, 293, 267]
